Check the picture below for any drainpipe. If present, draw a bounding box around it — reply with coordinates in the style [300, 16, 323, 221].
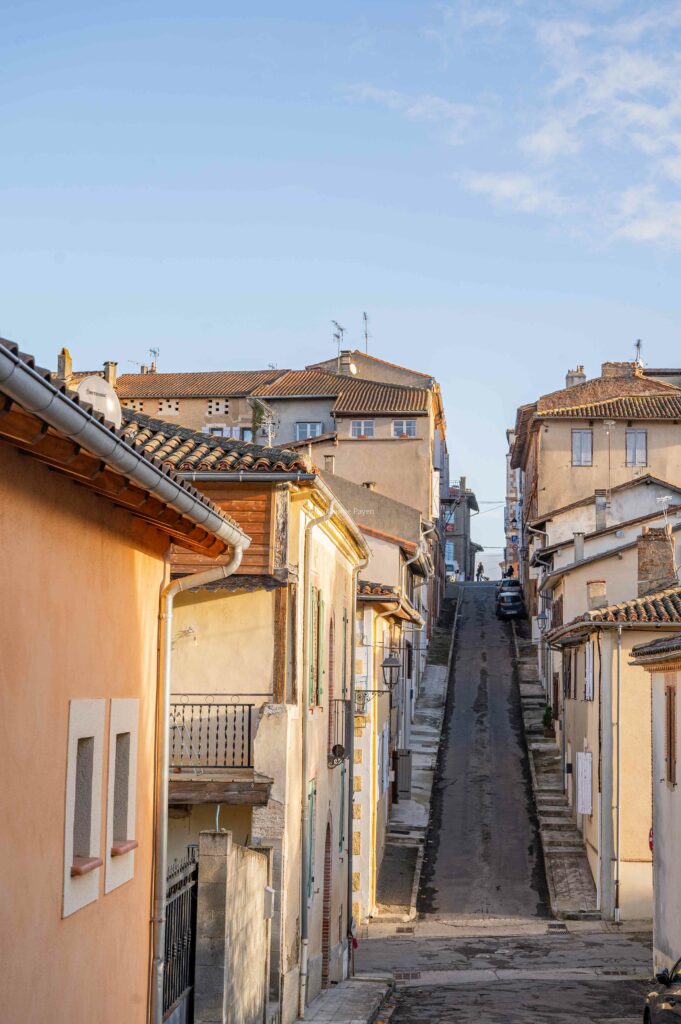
[614, 623, 622, 924]
[346, 554, 368, 974]
[299, 499, 335, 1019]
[150, 543, 247, 1024]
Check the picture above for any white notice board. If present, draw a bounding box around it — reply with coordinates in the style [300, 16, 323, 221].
[576, 751, 593, 815]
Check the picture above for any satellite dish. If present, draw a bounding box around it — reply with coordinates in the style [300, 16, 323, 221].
[349, 362, 358, 375]
[76, 375, 122, 428]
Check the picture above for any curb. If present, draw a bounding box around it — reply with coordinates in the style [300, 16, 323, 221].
[407, 588, 463, 919]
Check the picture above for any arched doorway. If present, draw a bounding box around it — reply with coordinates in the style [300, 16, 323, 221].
[321, 822, 332, 988]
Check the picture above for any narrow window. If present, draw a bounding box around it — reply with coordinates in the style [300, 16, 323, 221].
[666, 683, 677, 786]
[316, 592, 325, 705]
[113, 732, 131, 843]
[73, 737, 94, 860]
[584, 641, 594, 700]
[572, 429, 593, 466]
[309, 585, 318, 706]
[626, 429, 647, 467]
[351, 420, 374, 438]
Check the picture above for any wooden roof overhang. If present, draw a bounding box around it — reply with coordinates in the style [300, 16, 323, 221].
[0, 396, 229, 557]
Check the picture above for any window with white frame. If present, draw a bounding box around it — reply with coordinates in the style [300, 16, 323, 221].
[206, 425, 228, 437]
[296, 422, 323, 441]
[105, 699, 139, 893]
[351, 420, 374, 438]
[158, 399, 180, 415]
[625, 429, 647, 467]
[63, 700, 105, 918]
[572, 429, 593, 466]
[240, 427, 253, 442]
[392, 419, 416, 438]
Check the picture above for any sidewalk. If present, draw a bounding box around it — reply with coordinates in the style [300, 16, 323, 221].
[373, 592, 459, 921]
[511, 625, 598, 920]
[300, 975, 393, 1023]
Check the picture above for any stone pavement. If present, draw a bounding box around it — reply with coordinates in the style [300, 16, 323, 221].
[374, 596, 457, 920]
[300, 976, 392, 1023]
[513, 626, 599, 919]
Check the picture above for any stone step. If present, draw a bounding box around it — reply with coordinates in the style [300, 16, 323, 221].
[540, 816, 576, 830]
[542, 830, 585, 847]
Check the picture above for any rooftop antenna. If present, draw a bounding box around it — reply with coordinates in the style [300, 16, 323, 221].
[634, 339, 643, 366]
[332, 320, 345, 373]
[149, 347, 159, 372]
[363, 312, 369, 354]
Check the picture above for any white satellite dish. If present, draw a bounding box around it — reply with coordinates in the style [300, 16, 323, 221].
[349, 362, 358, 375]
[76, 375, 122, 428]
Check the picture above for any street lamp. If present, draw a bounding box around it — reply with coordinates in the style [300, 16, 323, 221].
[536, 610, 548, 632]
[381, 653, 401, 689]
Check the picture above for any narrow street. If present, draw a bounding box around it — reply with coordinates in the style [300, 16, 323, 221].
[363, 584, 653, 1024]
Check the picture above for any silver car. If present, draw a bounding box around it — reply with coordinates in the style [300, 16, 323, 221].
[645, 960, 681, 1022]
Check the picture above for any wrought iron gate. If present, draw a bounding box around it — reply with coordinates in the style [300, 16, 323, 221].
[163, 848, 198, 1022]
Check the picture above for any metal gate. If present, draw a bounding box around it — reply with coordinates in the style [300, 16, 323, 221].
[163, 848, 198, 1023]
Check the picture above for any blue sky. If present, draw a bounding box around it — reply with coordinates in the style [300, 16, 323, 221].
[3, 1, 681, 562]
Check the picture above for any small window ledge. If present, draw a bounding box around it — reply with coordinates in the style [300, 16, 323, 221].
[71, 856, 103, 877]
[111, 839, 138, 857]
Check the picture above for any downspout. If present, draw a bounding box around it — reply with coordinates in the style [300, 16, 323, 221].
[151, 542, 247, 1024]
[346, 553, 368, 975]
[614, 623, 622, 923]
[299, 499, 335, 1019]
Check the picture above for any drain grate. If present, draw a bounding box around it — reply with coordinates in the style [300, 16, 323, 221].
[395, 971, 421, 981]
[547, 922, 568, 932]
[396, 926, 415, 934]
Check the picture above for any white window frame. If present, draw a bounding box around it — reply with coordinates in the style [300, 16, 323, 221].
[63, 699, 106, 918]
[105, 699, 139, 894]
[572, 429, 593, 467]
[205, 424, 228, 437]
[240, 426, 254, 442]
[392, 419, 416, 438]
[351, 420, 374, 438]
[295, 422, 323, 441]
[625, 429, 647, 467]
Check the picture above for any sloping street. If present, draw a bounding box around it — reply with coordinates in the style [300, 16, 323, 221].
[361, 585, 653, 1024]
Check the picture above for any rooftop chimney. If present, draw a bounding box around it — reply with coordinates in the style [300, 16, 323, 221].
[565, 365, 586, 388]
[574, 531, 585, 562]
[595, 490, 608, 532]
[324, 454, 336, 474]
[638, 524, 677, 596]
[56, 347, 73, 385]
[339, 350, 353, 376]
[362, 481, 376, 491]
[103, 360, 117, 387]
[587, 579, 608, 611]
[601, 361, 634, 379]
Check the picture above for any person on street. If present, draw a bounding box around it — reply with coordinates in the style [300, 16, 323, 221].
[476, 562, 484, 582]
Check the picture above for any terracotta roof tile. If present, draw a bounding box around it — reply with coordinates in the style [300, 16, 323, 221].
[117, 369, 286, 399]
[585, 586, 681, 624]
[119, 410, 311, 474]
[357, 580, 399, 598]
[631, 633, 681, 660]
[253, 370, 341, 398]
[254, 368, 429, 415]
[537, 372, 681, 415]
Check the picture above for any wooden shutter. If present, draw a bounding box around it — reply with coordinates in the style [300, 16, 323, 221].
[585, 642, 594, 700]
[309, 586, 317, 707]
[666, 684, 677, 786]
[576, 751, 593, 815]
[316, 592, 325, 705]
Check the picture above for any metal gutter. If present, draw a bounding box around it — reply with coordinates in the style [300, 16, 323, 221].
[0, 342, 249, 550]
[183, 471, 316, 483]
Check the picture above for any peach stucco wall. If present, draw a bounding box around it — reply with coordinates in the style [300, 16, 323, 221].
[0, 446, 168, 1024]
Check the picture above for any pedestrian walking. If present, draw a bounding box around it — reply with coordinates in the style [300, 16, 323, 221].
[476, 561, 484, 582]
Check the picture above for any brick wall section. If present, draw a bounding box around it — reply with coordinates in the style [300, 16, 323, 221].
[638, 524, 676, 596]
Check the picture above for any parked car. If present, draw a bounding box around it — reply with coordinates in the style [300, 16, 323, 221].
[644, 961, 681, 1023]
[496, 578, 522, 596]
[496, 591, 525, 619]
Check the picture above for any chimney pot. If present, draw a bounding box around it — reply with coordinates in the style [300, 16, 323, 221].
[103, 360, 117, 387]
[587, 579, 608, 610]
[57, 347, 73, 385]
[362, 481, 376, 491]
[324, 454, 336, 474]
[637, 523, 677, 596]
[565, 365, 587, 389]
[601, 361, 634, 379]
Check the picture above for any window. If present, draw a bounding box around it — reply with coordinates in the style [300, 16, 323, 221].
[240, 427, 253, 442]
[562, 650, 572, 699]
[63, 699, 105, 918]
[105, 698, 139, 893]
[392, 419, 416, 438]
[296, 422, 323, 441]
[158, 399, 180, 415]
[665, 681, 677, 786]
[572, 429, 593, 466]
[626, 429, 647, 467]
[206, 425, 227, 437]
[308, 587, 324, 706]
[584, 642, 594, 700]
[351, 420, 374, 438]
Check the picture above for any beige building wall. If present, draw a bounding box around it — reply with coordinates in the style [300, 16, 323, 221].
[119, 393, 255, 435]
[536, 419, 681, 520]
[0, 447, 168, 1024]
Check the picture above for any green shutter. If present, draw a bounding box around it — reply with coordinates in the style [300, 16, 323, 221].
[317, 593, 325, 705]
[339, 764, 346, 852]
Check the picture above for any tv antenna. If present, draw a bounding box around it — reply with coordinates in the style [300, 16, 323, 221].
[363, 312, 369, 354]
[634, 339, 643, 366]
[332, 320, 345, 372]
[149, 347, 159, 371]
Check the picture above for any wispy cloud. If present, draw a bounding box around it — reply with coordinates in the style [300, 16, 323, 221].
[347, 84, 479, 144]
[461, 172, 567, 216]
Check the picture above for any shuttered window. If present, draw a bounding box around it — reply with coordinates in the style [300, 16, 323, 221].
[308, 586, 317, 706]
[666, 683, 677, 786]
[316, 593, 325, 705]
[572, 429, 593, 466]
[584, 642, 594, 701]
[562, 650, 572, 699]
[625, 429, 647, 467]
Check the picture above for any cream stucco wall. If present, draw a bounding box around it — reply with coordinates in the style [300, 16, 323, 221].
[536, 419, 681, 520]
[120, 393, 255, 435]
[650, 667, 681, 970]
[0, 446, 168, 1024]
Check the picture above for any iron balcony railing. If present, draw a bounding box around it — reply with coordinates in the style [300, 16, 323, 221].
[170, 696, 254, 769]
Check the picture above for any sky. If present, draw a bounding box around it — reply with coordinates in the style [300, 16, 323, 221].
[2, 1, 681, 565]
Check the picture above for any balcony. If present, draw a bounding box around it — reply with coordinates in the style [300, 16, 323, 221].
[169, 697, 272, 806]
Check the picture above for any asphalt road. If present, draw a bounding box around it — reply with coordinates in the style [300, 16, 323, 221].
[419, 583, 549, 919]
